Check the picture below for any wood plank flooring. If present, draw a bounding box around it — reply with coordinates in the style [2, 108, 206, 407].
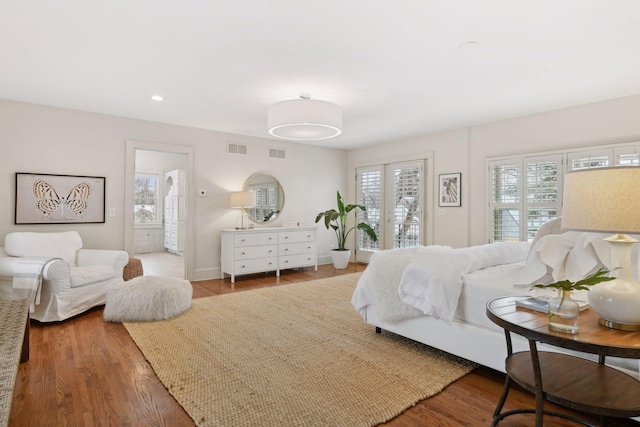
[9, 264, 639, 426]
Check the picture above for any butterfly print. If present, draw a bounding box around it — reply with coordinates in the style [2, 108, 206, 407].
[33, 180, 92, 216]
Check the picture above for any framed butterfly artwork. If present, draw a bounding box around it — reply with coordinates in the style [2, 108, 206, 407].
[15, 173, 106, 224]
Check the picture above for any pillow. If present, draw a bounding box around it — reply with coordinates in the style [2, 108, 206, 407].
[529, 217, 564, 251]
[519, 232, 581, 284]
[4, 231, 83, 267]
[564, 232, 610, 281]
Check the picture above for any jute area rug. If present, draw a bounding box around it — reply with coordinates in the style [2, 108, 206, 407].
[124, 273, 477, 427]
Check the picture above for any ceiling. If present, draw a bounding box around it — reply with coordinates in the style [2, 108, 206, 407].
[2, 1, 640, 150]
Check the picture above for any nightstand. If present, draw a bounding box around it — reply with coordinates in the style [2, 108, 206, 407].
[486, 296, 640, 427]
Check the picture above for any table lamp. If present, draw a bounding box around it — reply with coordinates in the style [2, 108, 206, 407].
[230, 190, 256, 230]
[562, 166, 640, 330]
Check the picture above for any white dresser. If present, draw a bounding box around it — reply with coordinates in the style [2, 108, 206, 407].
[221, 227, 317, 283]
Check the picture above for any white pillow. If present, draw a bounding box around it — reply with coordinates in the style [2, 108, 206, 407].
[4, 231, 83, 267]
[530, 217, 564, 251]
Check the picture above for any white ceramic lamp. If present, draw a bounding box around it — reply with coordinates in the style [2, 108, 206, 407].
[562, 166, 640, 330]
[230, 190, 256, 230]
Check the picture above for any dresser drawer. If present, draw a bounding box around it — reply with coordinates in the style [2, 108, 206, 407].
[279, 231, 315, 244]
[280, 253, 316, 269]
[234, 233, 278, 247]
[234, 257, 277, 274]
[234, 245, 277, 260]
[279, 242, 316, 256]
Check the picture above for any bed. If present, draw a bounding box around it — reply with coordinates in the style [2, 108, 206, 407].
[352, 220, 640, 377]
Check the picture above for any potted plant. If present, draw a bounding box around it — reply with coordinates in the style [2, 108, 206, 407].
[533, 267, 615, 334]
[315, 191, 378, 269]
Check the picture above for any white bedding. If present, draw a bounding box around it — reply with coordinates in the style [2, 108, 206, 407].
[351, 231, 629, 327]
[352, 229, 640, 378]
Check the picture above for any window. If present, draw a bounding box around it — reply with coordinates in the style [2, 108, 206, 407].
[488, 141, 640, 242]
[391, 162, 423, 248]
[134, 173, 160, 225]
[489, 155, 561, 242]
[356, 166, 382, 252]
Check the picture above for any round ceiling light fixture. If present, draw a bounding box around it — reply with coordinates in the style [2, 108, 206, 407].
[267, 94, 342, 141]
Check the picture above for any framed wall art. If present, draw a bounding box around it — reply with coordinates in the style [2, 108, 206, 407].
[15, 173, 106, 224]
[438, 173, 461, 207]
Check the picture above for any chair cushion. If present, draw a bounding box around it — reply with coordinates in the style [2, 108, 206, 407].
[70, 265, 116, 288]
[5, 231, 82, 267]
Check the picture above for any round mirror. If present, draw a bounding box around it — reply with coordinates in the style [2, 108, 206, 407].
[243, 174, 284, 223]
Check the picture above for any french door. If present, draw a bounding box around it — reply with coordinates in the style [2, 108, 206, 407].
[355, 160, 426, 262]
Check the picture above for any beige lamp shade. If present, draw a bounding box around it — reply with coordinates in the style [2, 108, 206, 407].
[230, 191, 256, 208]
[561, 166, 640, 234]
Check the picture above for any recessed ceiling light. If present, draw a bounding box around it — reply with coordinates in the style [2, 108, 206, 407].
[151, 95, 164, 102]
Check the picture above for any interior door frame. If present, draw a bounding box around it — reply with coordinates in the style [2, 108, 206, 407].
[124, 139, 195, 281]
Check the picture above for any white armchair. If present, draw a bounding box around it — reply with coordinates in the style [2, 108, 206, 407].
[0, 231, 129, 322]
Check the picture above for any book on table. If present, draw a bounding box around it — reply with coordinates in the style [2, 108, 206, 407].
[515, 296, 589, 313]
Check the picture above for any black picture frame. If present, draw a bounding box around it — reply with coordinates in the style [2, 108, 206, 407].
[438, 173, 461, 207]
[15, 172, 106, 224]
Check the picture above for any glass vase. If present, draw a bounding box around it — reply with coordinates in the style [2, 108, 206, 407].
[548, 290, 579, 334]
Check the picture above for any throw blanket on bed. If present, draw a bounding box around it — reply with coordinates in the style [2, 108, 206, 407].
[398, 242, 530, 322]
[357, 242, 530, 323]
[358, 246, 452, 323]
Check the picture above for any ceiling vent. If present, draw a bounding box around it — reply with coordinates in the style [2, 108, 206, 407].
[269, 148, 286, 159]
[227, 142, 247, 155]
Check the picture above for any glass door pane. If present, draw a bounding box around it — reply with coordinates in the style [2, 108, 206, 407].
[391, 161, 423, 249]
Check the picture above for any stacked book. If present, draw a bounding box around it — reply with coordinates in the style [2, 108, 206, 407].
[515, 297, 589, 313]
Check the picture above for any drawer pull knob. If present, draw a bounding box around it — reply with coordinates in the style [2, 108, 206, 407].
[242, 252, 246, 255]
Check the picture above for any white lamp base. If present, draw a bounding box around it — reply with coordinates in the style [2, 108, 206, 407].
[589, 278, 640, 331]
[588, 234, 640, 331]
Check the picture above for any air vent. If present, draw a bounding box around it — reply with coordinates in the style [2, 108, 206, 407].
[227, 143, 247, 155]
[269, 148, 286, 159]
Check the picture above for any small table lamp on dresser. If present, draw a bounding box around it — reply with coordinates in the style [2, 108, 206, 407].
[230, 190, 256, 230]
[562, 166, 640, 330]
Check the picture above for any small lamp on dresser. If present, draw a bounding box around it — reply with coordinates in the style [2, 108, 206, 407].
[561, 166, 640, 330]
[230, 190, 256, 230]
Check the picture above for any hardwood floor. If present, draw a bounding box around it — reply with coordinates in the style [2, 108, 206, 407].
[9, 264, 639, 426]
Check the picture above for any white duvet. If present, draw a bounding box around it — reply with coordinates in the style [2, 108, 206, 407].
[398, 242, 529, 322]
[352, 231, 637, 324]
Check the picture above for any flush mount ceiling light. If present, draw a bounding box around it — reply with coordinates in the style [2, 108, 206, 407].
[267, 94, 342, 141]
[150, 95, 164, 102]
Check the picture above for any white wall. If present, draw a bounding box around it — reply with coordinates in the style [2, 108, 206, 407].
[347, 128, 470, 248]
[347, 94, 640, 248]
[0, 99, 346, 280]
[468, 94, 640, 245]
[4, 93, 640, 275]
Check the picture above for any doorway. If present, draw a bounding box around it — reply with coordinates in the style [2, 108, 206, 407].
[124, 140, 195, 280]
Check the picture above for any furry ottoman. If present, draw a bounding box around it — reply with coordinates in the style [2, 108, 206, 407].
[104, 276, 192, 322]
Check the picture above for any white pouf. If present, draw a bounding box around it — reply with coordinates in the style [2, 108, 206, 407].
[104, 275, 192, 322]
